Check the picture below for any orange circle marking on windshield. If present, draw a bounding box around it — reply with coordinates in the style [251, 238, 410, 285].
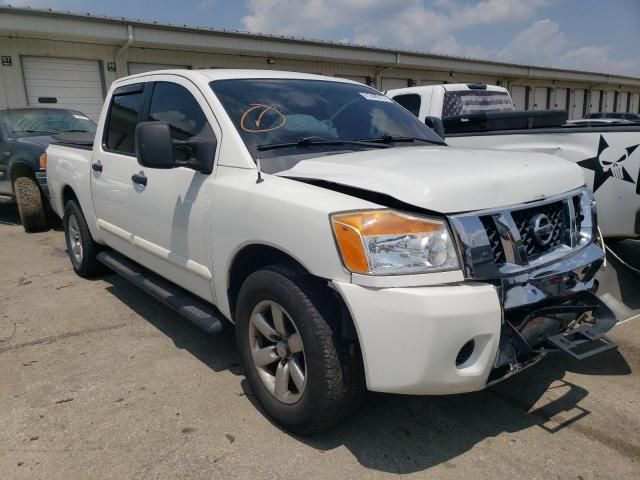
[240, 104, 287, 132]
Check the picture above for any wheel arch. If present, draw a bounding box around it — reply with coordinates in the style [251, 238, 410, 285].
[226, 243, 359, 344]
[227, 243, 308, 319]
[9, 160, 36, 185]
[62, 184, 79, 207]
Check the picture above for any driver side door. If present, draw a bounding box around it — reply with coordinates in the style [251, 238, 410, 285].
[131, 76, 221, 303]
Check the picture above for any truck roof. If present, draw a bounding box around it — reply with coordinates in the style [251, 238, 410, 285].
[386, 83, 507, 96]
[114, 68, 361, 86]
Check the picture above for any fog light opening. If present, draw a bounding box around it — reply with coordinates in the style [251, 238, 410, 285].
[456, 339, 475, 367]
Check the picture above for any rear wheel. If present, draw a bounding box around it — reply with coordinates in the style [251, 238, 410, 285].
[236, 267, 364, 435]
[63, 200, 103, 277]
[14, 176, 47, 232]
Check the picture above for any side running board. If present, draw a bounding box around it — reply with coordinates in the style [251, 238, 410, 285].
[97, 251, 224, 334]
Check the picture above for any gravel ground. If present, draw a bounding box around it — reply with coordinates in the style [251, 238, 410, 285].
[0, 197, 638, 479]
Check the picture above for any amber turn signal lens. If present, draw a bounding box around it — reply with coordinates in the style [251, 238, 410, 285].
[39, 152, 47, 170]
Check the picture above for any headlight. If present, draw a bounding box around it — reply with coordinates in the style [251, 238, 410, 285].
[331, 210, 460, 275]
[575, 188, 597, 247]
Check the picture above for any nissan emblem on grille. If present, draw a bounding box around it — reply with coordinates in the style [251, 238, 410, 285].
[530, 213, 554, 246]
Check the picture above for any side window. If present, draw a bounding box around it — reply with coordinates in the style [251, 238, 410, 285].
[148, 82, 215, 162]
[104, 84, 145, 155]
[393, 94, 421, 117]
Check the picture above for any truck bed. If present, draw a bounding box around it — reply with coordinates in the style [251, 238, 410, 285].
[443, 110, 568, 134]
[447, 123, 640, 137]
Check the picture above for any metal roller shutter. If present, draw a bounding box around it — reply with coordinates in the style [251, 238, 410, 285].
[127, 63, 189, 75]
[554, 88, 568, 111]
[571, 89, 586, 119]
[631, 93, 640, 114]
[605, 91, 615, 111]
[22, 56, 104, 122]
[335, 75, 367, 83]
[618, 92, 629, 113]
[510, 86, 527, 110]
[589, 90, 601, 113]
[381, 78, 409, 91]
[533, 87, 548, 110]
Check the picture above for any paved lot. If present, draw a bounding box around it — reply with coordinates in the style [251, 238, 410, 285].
[1, 197, 639, 479]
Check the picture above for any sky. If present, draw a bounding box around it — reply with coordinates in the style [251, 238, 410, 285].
[3, 0, 640, 77]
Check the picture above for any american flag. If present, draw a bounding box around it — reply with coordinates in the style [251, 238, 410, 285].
[443, 91, 514, 117]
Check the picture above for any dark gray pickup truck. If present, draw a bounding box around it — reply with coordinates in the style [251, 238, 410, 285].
[0, 107, 95, 231]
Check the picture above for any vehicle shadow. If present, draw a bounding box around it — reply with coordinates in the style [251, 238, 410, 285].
[102, 273, 242, 375]
[605, 241, 640, 310]
[99, 269, 632, 474]
[242, 349, 631, 474]
[0, 196, 20, 225]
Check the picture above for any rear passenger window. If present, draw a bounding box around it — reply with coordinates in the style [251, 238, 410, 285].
[393, 94, 422, 117]
[104, 84, 145, 155]
[148, 82, 215, 162]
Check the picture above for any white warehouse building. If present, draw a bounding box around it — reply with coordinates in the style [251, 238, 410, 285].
[1, 5, 640, 122]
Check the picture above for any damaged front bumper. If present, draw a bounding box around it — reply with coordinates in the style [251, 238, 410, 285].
[449, 187, 619, 387]
[334, 241, 618, 396]
[488, 242, 618, 385]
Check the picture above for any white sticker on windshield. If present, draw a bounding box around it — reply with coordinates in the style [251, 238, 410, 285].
[359, 92, 393, 103]
[73, 114, 89, 120]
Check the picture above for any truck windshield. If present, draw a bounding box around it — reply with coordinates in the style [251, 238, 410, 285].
[2, 109, 96, 137]
[210, 78, 444, 159]
[443, 90, 514, 117]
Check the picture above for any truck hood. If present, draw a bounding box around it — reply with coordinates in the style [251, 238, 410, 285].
[276, 145, 584, 213]
[16, 135, 55, 150]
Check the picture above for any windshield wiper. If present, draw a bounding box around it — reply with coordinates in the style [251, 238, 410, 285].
[362, 135, 443, 145]
[257, 136, 390, 152]
[62, 129, 93, 133]
[22, 129, 55, 134]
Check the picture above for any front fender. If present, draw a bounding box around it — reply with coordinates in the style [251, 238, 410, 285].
[209, 166, 378, 318]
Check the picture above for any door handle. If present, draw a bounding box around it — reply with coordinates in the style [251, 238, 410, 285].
[91, 162, 103, 172]
[131, 173, 147, 186]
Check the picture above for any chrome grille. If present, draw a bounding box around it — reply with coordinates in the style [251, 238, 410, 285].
[480, 216, 506, 264]
[448, 188, 596, 280]
[511, 201, 564, 259]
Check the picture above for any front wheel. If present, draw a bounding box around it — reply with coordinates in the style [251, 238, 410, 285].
[236, 267, 364, 435]
[14, 176, 48, 232]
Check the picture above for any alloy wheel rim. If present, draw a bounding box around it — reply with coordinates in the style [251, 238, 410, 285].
[67, 215, 83, 264]
[248, 300, 307, 404]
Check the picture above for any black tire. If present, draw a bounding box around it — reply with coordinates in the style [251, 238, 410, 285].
[14, 176, 48, 232]
[236, 266, 364, 435]
[63, 200, 103, 277]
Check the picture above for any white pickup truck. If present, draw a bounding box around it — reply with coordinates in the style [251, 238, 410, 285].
[386, 83, 640, 238]
[47, 70, 617, 434]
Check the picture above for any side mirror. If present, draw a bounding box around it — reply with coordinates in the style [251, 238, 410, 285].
[425, 116, 445, 139]
[135, 122, 217, 174]
[135, 122, 175, 169]
[180, 136, 216, 175]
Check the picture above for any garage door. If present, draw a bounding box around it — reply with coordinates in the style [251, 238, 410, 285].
[335, 75, 368, 84]
[554, 88, 568, 111]
[532, 87, 548, 110]
[618, 92, 629, 113]
[571, 89, 586, 119]
[604, 91, 615, 112]
[589, 90, 601, 113]
[128, 63, 189, 75]
[631, 93, 640, 114]
[22, 56, 104, 122]
[510, 86, 527, 110]
[381, 78, 409, 91]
